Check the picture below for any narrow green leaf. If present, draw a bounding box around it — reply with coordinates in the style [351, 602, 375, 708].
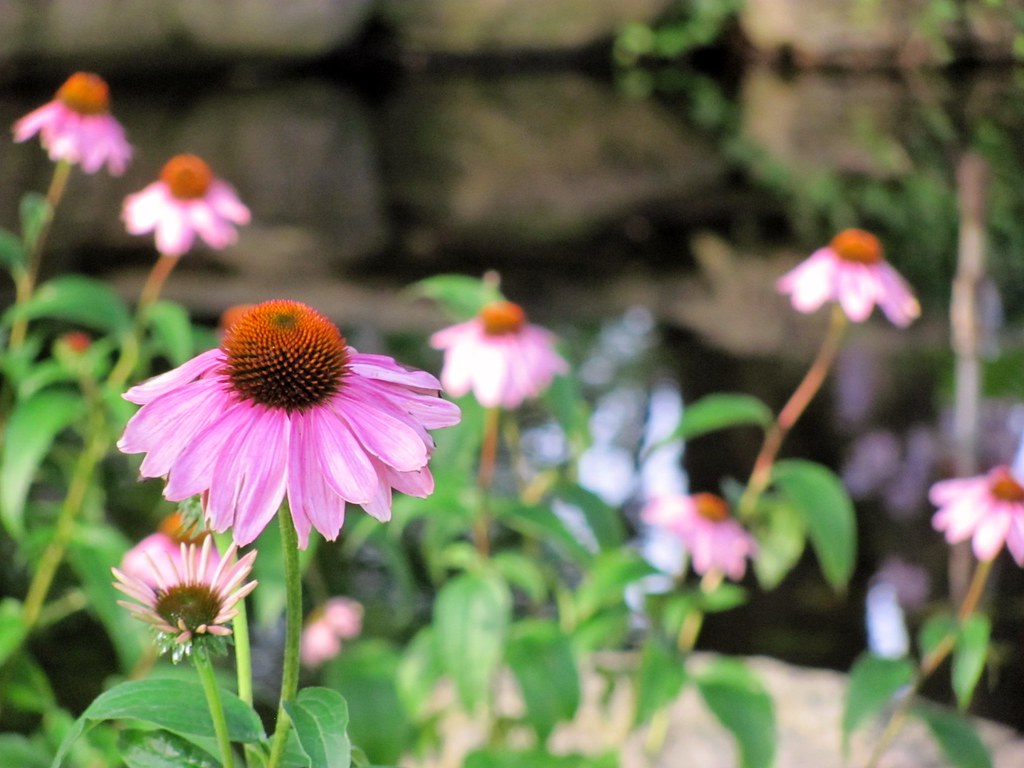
[1, 388, 85, 538]
[20, 192, 52, 253]
[0, 229, 26, 271]
[411, 274, 504, 321]
[465, 749, 617, 768]
[491, 551, 549, 604]
[0, 599, 27, 668]
[507, 620, 580, 741]
[284, 688, 351, 768]
[145, 301, 195, 365]
[842, 653, 914, 754]
[0, 734, 50, 768]
[554, 483, 626, 552]
[118, 729, 220, 768]
[912, 704, 993, 768]
[633, 637, 687, 726]
[3, 275, 131, 334]
[771, 459, 857, 590]
[694, 658, 775, 768]
[51, 679, 265, 768]
[673, 393, 772, 442]
[396, 629, 442, 721]
[953, 615, 991, 710]
[918, 612, 957, 659]
[496, 500, 594, 565]
[751, 498, 806, 590]
[433, 571, 511, 711]
[573, 549, 659, 621]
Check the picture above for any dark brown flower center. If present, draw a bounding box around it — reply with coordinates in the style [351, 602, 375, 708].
[223, 300, 348, 412]
[480, 301, 526, 336]
[56, 72, 110, 115]
[155, 583, 223, 633]
[830, 229, 883, 265]
[693, 492, 730, 523]
[989, 466, 1024, 503]
[160, 154, 213, 200]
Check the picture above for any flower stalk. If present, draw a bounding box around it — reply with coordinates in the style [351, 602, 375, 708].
[194, 648, 235, 768]
[267, 507, 303, 768]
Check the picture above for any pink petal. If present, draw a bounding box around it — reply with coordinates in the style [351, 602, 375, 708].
[306, 406, 378, 504]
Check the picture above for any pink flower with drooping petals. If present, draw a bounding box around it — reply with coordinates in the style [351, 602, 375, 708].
[120, 512, 214, 588]
[930, 465, 1024, 564]
[118, 300, 461, 548]
[112, 537, 257, 662]
[122, 154, 250, 256]
[13, 71, 132, 175]
[777, 228, 920, 327]
[300, 597, 364, 667]
[430, 300, 568, 409]
[642, 493, 757, 581]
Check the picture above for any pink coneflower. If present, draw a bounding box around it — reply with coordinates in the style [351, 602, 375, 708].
[300, 597, 364, 667]
[776, 229, 920, 327]
[112, 537, 257, 662]
[118, 300, 461, 547]
[13, 72, 132, 175]
[430, 300, 568, 409]
[120, 512, 213, 588]
[641, 493, 757, 581]
[122, 154, 251, 256]
[930, 465, 1024, 564]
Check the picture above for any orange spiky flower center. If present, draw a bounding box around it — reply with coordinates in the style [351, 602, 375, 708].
[223, 300, 349, 412]
[56, 72, 110, 115]
[693, 493, 731, 523]
[480, 301, 526, 336]
[160, 154, 213, 200]
[989, 466, 1024, 503]
[830, 229, 883, 265]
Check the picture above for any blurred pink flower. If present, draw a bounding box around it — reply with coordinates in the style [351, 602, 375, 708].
[13, 71, 132, 175]
[430, 300, 568, 409]
[300, 597, 364, 667]
[777, 228, 920, 327]
[112, 537, 257, 662]
[120, 512, 214, 588]
[122, 154, 250, 256]
[118, 300, 461, 547]
[642, 493, 757, 581]
[930, 465, 1024, 564]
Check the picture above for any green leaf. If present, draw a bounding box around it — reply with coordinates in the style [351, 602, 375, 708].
[953, 615, 990, 710]
[672, 393, 772, 443]
[507, 620, 580, 741]
[51, 679, 265, 767]
[553, 484, 626, 552]
[1, 387, 85, 538]
[0, 734, 50, 768]
[751, 498, 806, 590]
[68, 525, 148, 673]
[771, 459, 857, 591]
[324, 641, 412, 765]
[918, 612, 957, 659]
[20, 192, 52, 253]
[0, 598, 27, 668]
[0, 229, 26, 271]
[3, 275, 131, 334]
[433, 571, 511, 711]
[284, 688, 351, 768]
[145, 301, 195, 365]
[634, 637, 687, 726]
[694, 658, 775, 768]
[411, 274, 504, 321]
[119, 729, 220, 768]
[912, 704, 993, 768]
[496, 500, 594, 565]
[842, 653, 914, 754]
[491, 551, 549, 604]
[396, 628, 442, 721]
[574, 549, 659, 621]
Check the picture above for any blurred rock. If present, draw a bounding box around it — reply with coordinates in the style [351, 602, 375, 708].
[0, 0, 373, 67]
[377, 0, 674, 55]
[740, 0, 1021, 67]
[378, 72, 727, 250]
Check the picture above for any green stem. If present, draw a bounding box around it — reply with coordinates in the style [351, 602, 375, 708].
[473, 407, 501, 558]
[864, 558, 994, 768]
[215, 533, 254, 707]
[8, 160, 72, 352]
[194, 649, 235, 768]
[267, 508, 303, 768]
[737, 304, 847, 520]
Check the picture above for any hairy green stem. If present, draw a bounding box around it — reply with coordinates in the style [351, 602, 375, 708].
[194, 649, 235, 768]
[267, 509, 303, 768]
